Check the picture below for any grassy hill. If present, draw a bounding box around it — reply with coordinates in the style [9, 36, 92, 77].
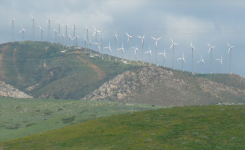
[0, 41, 142, 99]
[0, 97, 162, 141]
[1, 105, 245, 149]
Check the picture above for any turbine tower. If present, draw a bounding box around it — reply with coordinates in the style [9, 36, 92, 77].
[55, 20, 62, 44]
[85, 25, 90, 52]
[158, 49, 166, 67]
[93, 26, 101, 52]
[89, 39, 94, 57]
[207, 43, 215, 74]
[190, 42, 195, 73]
[152, 37, 161, 66]
[46, 16, 51, 42]
[117, 43, 125, 60]
[115, 32, 118, 61]
[83, 35, 88, 52]
[100, 32, 104, 59]
[31, 14, 35, 41]
[126, 32, 132, 62]
[62, 23, 69, 46]
[197, 55, 205, 74]
[145, 47, 152, 65]
[39, 26, 44, 41]
[58, 33, 65, 45]
[94, 42, 102, 57]
[138, 34, 145, 64]
[177, 53, 185, 71]
[132, 47, 138, 61]
[19, 26, 25, 41]
[71, 22, 76, 46]
[104, 42, 112, 60]
[54, 29, 57, 43]
[72, 35, 79, 47]
[170, 39, 178, 69]
[215, 55, 223, 73]
[10, 18, 15, 42]
[227, 43, 234, 74]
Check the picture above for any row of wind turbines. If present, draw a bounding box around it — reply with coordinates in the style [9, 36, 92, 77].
[8, 15, 235, 74]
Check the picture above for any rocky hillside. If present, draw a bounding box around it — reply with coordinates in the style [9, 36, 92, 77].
[83, 67, 245, 106]
[0, 81, 32, 98]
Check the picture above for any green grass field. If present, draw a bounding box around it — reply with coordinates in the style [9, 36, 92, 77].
[0, 97, 163, 141]
[1, 104, 245, 149]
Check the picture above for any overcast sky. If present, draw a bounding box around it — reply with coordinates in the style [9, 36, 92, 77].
[1, 0, 245, 77]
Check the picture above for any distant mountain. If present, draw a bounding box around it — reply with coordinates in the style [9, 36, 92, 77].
[84, 66, 245, 106]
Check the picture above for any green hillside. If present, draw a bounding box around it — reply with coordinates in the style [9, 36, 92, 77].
[1, 105, 245, 149]
[0, 97, 162, 141]
[0, 41, 142, 99]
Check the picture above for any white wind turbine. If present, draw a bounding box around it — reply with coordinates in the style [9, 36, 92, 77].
[152, 37, 161, 66]
[93, 26, 101, 52]
[19, 26, 26, 41]
[132, 47, 138, 61]
[115, 32, 118, 60]
[72, 35, 79, 47]
[190, 42, 195, 73]
[85, 25, 90, 53]
[71, 22, 76, 46]
[58, 32, 65, 45]
[177, 53, 186, 71]
[216, 55, 223, 73]
[89, 39, 94, 57]
[117, 43, 125, 60]
[100, 31, 104, 59]
[104, 42, 112, 60]
[54, 29, 57, 43]
[126, 32, 132, 62]
[227, 43, 234, 74]
[94, 42, 102, 57]
[10, 18, 15, 42]
[170, 39, 178, 69]
[69, 33, 72, 47]
[31, 14, 35, 41]
[46, 16, 52, 42]
[197, 55, 205, 74]
[158, 49, 166, 67]
[138, 34, 145, 64]
[39, 26, 44, 41]
[207, 43, 215, 74]
[62, 23, 69, 46]
[55, 20, 62, 43]
[83, 35, 88, 52]
[145, 47, 152, 65]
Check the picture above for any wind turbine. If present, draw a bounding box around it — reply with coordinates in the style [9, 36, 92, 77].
[58, 32, 65, 45]
[117, 43, 125, 60]
[85, 25, 90, 53]
[170, 39, 178, 69]
[72, 35, 79, 47]
[227, 43, 234, 74]
[89, 39, 94, 57]
[62, 23, 69, 46]
[54, 29, 57, 43]
[152, 37, 161, 66]
[71, 22, 76, 46]
[126, 32, 132, 62]
[46, 16, 51, 42]
[197, 55, 205, 74]
[115, 32, 118, 60]
[145, 47, 152, 65]
[100, 31, 104, 59]
[68, 33, 72, 48]
[93, 26, 101, 52]
[190, 42, 195, 73]
[9, 18, 15, 42]
[31, 14, 35, 41]
[177, 53, 186, 71]
[132, 47, 138, 61]
[55, 20, 62, 43]
[215, 55, 223, 73]
[19, 26, 25, 41]
[158, 49, 166, 67]
[207, 43, 215, 74]
[94, 42, 102, 57]
[138, 34, 145, 64]
[104, 42, 112, 60]
[39, 26, 44, 41]
[83, 35, 88, 52]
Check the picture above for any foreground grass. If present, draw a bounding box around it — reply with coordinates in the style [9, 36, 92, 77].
[0, 97, 162, 141]
[1, 105, 245, 150]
